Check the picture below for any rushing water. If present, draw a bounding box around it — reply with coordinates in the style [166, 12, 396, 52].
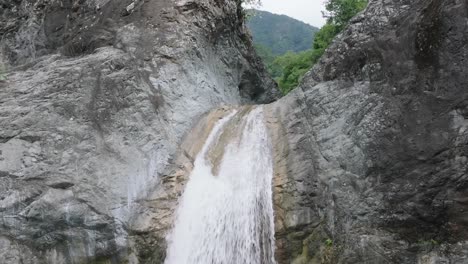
[165, 107, 276, 264]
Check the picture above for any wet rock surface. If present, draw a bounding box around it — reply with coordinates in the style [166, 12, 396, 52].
[0, 0, 278, 263]
[1, 0, 468, 263]
[267, 0, 468, 263]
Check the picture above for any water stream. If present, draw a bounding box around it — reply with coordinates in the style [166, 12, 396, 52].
[165, 106, 276, 264]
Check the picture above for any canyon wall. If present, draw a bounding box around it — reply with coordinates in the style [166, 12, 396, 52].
[1, 0, 467, 263]
[0, 0, 279, 263]
[267, 0, 468, 262]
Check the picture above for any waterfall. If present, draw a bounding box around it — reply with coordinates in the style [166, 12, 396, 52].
[165, 106, 276, 264]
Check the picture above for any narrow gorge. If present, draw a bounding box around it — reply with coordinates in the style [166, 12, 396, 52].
[1, 0, 467, 263]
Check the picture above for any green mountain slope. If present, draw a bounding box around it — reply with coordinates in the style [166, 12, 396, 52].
[247, 10, 319, 55]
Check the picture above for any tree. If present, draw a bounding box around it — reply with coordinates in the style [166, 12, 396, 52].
[275, 0, 368, 94]
[324, 0, 367, 31]
[240, 0, 261, 8]
[276, 49, 323, 94]
[313, 23, 339, 51]
[251, 0, 367, 94]
[248, 10, 319, 55]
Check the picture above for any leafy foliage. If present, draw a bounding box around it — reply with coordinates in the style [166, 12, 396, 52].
[313, 23, 340, 52]
[253, 0, 367, 94]
[254, 44, 282, 77]
[275, 49, 323, 94]
[241, 0, 261, 6]
[238, 0, 261, 20]
[324, 0, 368, 31]
[247, 10, 319, 55]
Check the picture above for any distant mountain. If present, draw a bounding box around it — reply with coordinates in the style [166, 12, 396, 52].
[247, 10, 319, 55]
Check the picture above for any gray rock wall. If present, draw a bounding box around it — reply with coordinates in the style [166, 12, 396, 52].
[268, 0, 468, 263]
[2, 0, 467, 263]
[0, 0, 279, 263]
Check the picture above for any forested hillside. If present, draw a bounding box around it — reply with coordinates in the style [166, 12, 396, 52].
[248, 1, 367, 94]
[247, 10, 319, 55]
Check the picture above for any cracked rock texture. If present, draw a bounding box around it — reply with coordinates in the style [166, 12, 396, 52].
[2, 0, 468, 263]
[0, 0, 278, 263]
[267, 0, 468, 263]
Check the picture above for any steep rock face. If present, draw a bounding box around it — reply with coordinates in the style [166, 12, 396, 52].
[269, 0, 468, 263]
[0, 0, 279, 263]
[3, 0, 468, 263]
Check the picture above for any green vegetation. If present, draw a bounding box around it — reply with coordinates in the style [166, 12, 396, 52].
[251, 0, 367, 94]
[324, 0, 368, 31]
[417, 239, 439, 246]
[325, 238, 333, 247]
[241, 0, 261, 6]
[239, 0, 261, 19]
[247, 10, 319, 55]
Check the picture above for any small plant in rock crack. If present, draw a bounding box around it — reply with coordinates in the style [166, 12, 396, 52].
[240, 0, 261, 20]
[417, 239, 439, 246]
[325, 238, 333, 247]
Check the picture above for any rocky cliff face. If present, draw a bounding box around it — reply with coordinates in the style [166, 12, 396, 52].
[2, 0, 468, 263]
[267, 0, 468, 263]
[0, 0, 279, 263]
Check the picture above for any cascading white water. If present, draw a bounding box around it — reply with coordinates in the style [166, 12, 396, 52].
[165, 106, 276, 264]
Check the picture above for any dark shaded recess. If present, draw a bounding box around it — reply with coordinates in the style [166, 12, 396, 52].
[0, 171, 19, 178]
[414, 0, 444, 70]
[48, 4, 119, 57]
[48, 182, 75, 189]
[18, 135, 41, 143]
[131, 232, 167, 264]
[238, 70, 264, 101]
[61, 28, 116, 57]
[40, 0, 141, 57]
[0, 136, 15, 143]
